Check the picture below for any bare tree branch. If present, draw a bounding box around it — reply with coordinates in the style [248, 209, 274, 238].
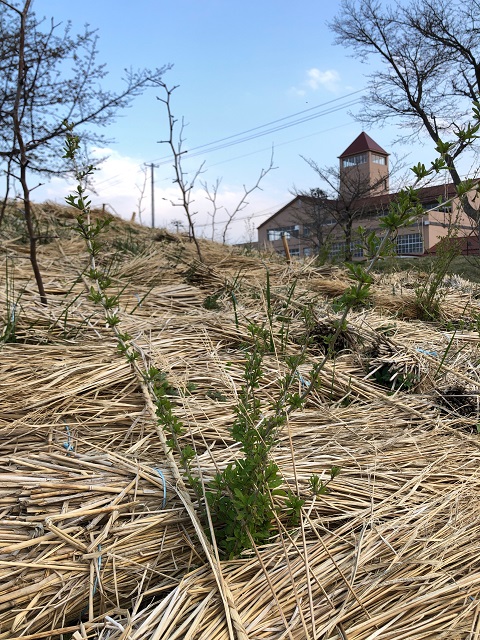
[201, 178, 225, 241]
[330, 0, 480, 221]
[157, 83, 204, 261]
[0, 0, 170, 302]
[221, 149, 276, 245]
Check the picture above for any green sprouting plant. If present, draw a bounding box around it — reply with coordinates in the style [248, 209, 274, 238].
[371, 365, 418, 392]
[414, 234, 461, 321]
[203, 293, 221, 310]
[143, 366, 201, 494]
[206, 389, 228, 402]
[331, 188, 424, 317]
[205, 324, 307, 558]
[309, 467, 341, 496]
[204, 184, 430, 558]
[112, 228, 151, 256]
[409, 103, 480, 318]
[63, 125, 200, 487]
[247, 269, 298, 354]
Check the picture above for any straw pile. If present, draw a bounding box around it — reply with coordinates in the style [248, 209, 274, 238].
[1, 202, 480, 638]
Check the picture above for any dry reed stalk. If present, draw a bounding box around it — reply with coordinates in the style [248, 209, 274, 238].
[2, 208, 480, 638]
[0, 450, 200, 637]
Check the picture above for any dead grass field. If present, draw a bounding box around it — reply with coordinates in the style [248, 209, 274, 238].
[1, 203, 480, 639]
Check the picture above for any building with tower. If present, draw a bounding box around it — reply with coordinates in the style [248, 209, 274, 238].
[339, 132, 389, 198]
[257, 132, 476, 259]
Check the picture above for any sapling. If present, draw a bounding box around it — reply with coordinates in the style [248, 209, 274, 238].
[63, 124, 248, 639]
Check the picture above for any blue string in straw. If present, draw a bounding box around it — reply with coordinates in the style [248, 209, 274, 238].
[62, 420, 74, 452]
[153, 467, 167, 508]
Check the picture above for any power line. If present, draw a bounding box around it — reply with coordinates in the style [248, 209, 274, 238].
[151, 89, 365, 163]
[90, 90, 365, 193]
[206, 120, 357, 170]
[153, 97, 363, 166]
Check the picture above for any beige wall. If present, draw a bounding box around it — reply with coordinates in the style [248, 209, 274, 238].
[257, 200, 312, 256]
[339, 152, 389, 199]
[424, 197, 475, 249]
[258, 191, 477, 259]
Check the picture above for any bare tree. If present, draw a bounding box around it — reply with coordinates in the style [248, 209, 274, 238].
[0, 0, 170, 302]
[242, 214, 257, 250]
[202, 150, 276, 244]
[157, 83, 204, 261]
[158, 82, 276, 250]
[330, 0, 480, 222]
[202, 178, 224, 242]
[135, 164, 149, 226]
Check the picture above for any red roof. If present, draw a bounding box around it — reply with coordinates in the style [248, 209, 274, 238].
[257, 182, 462, 229]
[428, 235, 480, 256]
[339, 132, 389, 158]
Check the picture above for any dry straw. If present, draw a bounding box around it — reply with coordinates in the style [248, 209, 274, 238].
[0, 203, 480, 638]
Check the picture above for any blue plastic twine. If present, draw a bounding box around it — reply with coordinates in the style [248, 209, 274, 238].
[62, 420, 74, 452]
[153, 467, 167, 508]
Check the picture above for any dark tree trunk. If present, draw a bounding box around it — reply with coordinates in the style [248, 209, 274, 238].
[10, 0, 47, 304]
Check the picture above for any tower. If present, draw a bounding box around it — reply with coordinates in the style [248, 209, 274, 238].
[338, 132, 389, 199]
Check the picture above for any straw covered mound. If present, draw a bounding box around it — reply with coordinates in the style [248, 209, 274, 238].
[1, 202, 480, 639]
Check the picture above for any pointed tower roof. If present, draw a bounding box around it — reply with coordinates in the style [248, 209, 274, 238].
[339, 132, 389, 158]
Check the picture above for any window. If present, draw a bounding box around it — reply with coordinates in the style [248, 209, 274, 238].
[342, 153, 367, 167]
[304, 247, 312, 256]
[397, 233, 423, 255]
[329, 242, 364, 259]
[372, 154, 386, 165]
[290, 248, 300, 256]
[423, 203, 452, 213]
[352, 244, 364, 258]
[267, 225, 299, 241]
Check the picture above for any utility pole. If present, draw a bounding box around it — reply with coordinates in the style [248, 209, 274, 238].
[145, 162, 159, 228]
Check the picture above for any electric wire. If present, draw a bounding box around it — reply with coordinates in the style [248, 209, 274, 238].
[153, 98, 363, 166]
[91, 93, 364, 192]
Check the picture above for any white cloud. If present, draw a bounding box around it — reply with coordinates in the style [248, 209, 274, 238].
[288, 87, 307, 98]
[34, 147, 149, 223]
[306, 68, 341, 92]
[31, 148, 279, 243]
[290, 68, 341, 96]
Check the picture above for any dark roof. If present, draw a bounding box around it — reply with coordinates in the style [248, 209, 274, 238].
[258, 183, 462, 229]
[428, 235, 480, 255]
[339, 132, 389, 158]
[353, 182, 458, 210]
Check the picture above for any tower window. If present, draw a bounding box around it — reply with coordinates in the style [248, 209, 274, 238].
[342, 153, 367, 167]
[373, 154, 386, 165]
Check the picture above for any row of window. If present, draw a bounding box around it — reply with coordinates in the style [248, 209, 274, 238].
[342, 153, 367, 167]
[396, 233, 424, 254]
[277, 233, 424, 259]
[330, 233, 424, 257]
[330, 241, 365, 258]
[423, 203, 453, 213]
[338, 234, 424, 256]
[372, 154, 387, 165]
[341, 152, 387, 167]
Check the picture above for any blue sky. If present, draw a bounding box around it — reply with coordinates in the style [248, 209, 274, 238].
[30, 0, 465, 242]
